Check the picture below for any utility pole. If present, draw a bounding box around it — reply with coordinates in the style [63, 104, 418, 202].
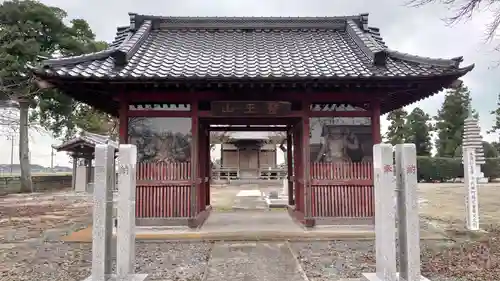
[5, 134, 15, 175]
[10, 136, 14, 174]
[50, 147, 55, 169]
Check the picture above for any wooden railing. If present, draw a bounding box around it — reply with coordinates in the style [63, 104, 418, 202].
[310, 162, 372, 184]
[137, 162, 191, 184]
[212, 168, 239, 180]
[212, 167, 288, 180]
[135, 162, 192, 218]
[259, 168, 287, 180]
[309, 162, 374, 218]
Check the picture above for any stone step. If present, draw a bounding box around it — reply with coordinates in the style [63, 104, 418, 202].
[229, 179, 283, 186]
[232, 197, 269, 210]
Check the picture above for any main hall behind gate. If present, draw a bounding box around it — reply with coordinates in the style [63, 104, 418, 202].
[33, 13, 472, 228]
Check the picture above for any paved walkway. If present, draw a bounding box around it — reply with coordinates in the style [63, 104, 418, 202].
[201, 210, 304, 232]
[211, 183, 282, 210]
[203, 241, 307, 281]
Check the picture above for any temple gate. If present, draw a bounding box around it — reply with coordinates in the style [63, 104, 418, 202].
[33, 14, 472, 228]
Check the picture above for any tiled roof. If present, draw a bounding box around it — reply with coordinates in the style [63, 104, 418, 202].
[53, 131, 118, 152]
[34, 13, 473, 80]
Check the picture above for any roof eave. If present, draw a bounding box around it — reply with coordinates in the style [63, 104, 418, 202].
[32, 67, 472, 83]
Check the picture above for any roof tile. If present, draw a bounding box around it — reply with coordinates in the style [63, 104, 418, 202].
[36, 14, 473, 80]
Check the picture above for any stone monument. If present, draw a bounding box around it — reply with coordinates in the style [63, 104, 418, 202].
[83, 144, 114, 281]
[82, 144, 147, 281]
[463, 147, 480, 231]
[462, 107, 487, 183]
[363, 143, 397, 281]
[116, 144, 147, 281]
[363, 143, 430, 281]
[395, 144, 429, 281]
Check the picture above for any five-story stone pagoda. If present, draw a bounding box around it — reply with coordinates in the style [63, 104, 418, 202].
[463, 107, 486, 183]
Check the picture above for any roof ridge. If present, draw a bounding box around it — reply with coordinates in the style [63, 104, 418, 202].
[386, 49, 467, 68]
[345, 19, 388, 66]
[42, 20, 153, 68]
[42, 49, 116, 67]
[111, 20, 153, 67]
[128, 12, 369, 30]
[128, 12, 368, 21]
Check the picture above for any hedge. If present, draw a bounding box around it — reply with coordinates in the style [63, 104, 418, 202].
[416, 156, 500, 182]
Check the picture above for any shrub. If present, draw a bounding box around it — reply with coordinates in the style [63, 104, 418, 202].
[416, 156, 500, 182]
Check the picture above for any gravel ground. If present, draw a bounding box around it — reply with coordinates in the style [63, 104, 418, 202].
[290, 238, 498, 281]
[0, 241, 212, 281]
[0, 190, 92, 244]
[290, 241, 375, 281]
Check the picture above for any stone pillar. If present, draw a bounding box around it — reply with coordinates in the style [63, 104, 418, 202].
[395, 144, 429, 281]
[282, 179, 288, 196]
[86, 157, 93, 188]
[84, 144, 114, 281]
[71, 155, 78, 190]
[116, 144, 147, 281]
[75, 165, 88, 193]
[363, 143, 397, 281]
[464, 147, 480, 231]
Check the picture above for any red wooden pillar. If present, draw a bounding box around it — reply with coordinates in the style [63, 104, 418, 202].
[190, 101, 199, 217]
[301, 101, 312, 226]
[293, 123, 302, 211]
[118, 97, 129, 144]
[371, 99, 381, 144]
[205, 126, 211, 206]
[198, 122, 205, 212]
[286, 128, 294, 205]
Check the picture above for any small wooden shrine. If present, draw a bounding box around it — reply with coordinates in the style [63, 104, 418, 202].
[53, 131, 118, 192]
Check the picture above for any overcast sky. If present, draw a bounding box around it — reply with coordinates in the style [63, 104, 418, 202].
[0, 0, 498, 167]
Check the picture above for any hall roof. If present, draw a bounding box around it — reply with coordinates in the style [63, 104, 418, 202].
[34, 13, 472, 80]
[53, 131, 118, 156]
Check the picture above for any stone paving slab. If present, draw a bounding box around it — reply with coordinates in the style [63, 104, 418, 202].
[202, 242, 307, 281]
[201, 211, 304, 232]
[61, 211, 447, 242]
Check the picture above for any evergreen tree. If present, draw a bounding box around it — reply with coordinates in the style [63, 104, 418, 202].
[434, 85, 476, 157]
[0, 0, 111, 192]
[488, 93, 500, 138]
[491, 142, 500, 155]
[0, 0, 113, 140]
[405, 107, 433, 156]
[384, 108, 409, 145]
[482, 141, 498, 158]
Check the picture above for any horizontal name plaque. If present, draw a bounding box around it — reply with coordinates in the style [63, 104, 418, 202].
[211, 101, 292, 116]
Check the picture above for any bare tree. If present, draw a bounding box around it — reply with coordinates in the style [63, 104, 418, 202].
[209, 129, 232, 150]
[407, 0, 500, 46]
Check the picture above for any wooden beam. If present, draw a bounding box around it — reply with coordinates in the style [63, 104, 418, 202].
[128, 109, 370, 118]
[208, 126, 288, 132]
[198, 110, 302, 118]
[201, 118, 298, 126]
[371, 99, 382, 144]
[309, 110, 371, 117]
[125, 91, 376, 103]
[128, 110, 191, 117]
[119, 97, 129, 144]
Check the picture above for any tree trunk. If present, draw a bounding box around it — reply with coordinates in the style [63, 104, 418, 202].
[18, 99, 32, 193]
